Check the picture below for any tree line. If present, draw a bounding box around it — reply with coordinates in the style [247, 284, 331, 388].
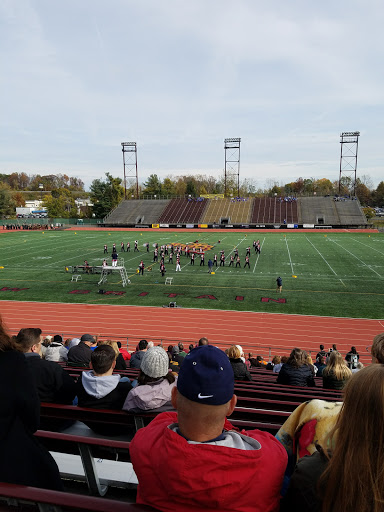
[1, 171, 384, 219]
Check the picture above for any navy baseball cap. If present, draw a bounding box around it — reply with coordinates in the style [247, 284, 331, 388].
[177, 345, 234, 405]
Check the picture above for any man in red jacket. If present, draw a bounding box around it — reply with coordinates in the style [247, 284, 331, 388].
[130, 345, 287, 512]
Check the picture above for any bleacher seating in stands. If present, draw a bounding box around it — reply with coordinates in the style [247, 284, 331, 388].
[158, 198, 207, 224]
[104, 199, 169, 226]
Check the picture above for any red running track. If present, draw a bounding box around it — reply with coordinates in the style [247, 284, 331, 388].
[1, 300, 383, 358]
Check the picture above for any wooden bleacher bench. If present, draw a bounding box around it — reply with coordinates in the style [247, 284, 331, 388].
[0, 482, 157, 511]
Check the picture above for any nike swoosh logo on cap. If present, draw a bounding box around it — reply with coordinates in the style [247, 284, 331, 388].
[198, 393, 214, 399]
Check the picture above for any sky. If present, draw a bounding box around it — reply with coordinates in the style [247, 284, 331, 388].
[1, 0, 384, 191]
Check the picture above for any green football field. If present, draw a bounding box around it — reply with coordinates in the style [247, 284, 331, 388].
[0, 229, 383, 319]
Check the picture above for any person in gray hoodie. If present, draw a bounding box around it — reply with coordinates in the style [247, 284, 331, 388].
[76, 345, 132, 435]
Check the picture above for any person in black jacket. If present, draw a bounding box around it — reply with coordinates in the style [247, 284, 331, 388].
[0, 319, 63, 490]
[77, 345, 132, 435]
[228, 345, 252, 381]
[130, 339, 148, 368]
[277, 347, 315, 387]
[67, 333, 96, 365]
[14, 327, 77, 430]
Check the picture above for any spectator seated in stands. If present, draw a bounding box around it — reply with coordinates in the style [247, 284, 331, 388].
[0, 318, 63, 491]
[97, 339, 127, 370]
[170, 345, 185, 368]
[178, 342, 187, 358]
[314, 355, 326, 377]
[44, 334, 68, 362]
[315, 344, 327, 363]
[40, 335, 52, 358]
[277, 348, 316, 387]
[130, 339, 148, 369]
[322, 351, 352, 390]
[13, 328, 77, 430]
[282, 364, 384, 512]
[117, 340, 131, 361]
[306, 355, 317, 376]
[273, 355, 287, 373]
[345, 345, 359, 370]
[67, 333, 97, 366]
[76, 345, 132, 435]
[228, 344, 252, 381]
[266, 355, 281, 371]
[130, 345, 287, 512]
[352, 361, 364, 373]
[249, 354, 267, 368]
[123, 346, 176, 412]
[371, 332, 384, 363]
[198, 336, 209, 346]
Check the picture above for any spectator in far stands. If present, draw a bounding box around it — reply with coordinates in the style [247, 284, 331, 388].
[44, 335, 68, 362]
[198, 337, 209, 346]
[315, 344, 327, 363]
[277, 348, 316, 387]
[130, 345, 287, 512]
[228, 345, 252, 381]
[188, 343, 195, 353]
[314, 355, 326, 377]
[178, 343, 187, 358]
[77, 345, 132, 435]
[130, 339, 148, 369]
[123, 347, 176, 412]
[345, 346, 359, 370]
[67, 334, 96, 366]
[273, 356, 287, 374]
[250, 355, 267, 368]
[117, 341, 131, 361]
[322, 351, 352, 390]
[371, 332, 384, 363]
[40, 335, 52, 359]
[306, 355, 317, 376]
[0, 319, 63, 491]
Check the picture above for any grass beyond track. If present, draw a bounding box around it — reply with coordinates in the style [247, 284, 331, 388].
[0, 229, 383, 319]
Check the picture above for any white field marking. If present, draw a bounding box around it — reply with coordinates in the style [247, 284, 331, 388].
[329, 239, 383, 278]
[339, 279, 346, 287]
[351, 237, 384, 256]
[253, 237, 266, 273]
[305, 236, 338, 276]
[284, 237, 294, 275]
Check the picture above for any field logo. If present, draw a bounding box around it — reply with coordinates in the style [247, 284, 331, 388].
[0, 287, 29, 292]
[170, 242, 213, 252]
[261, 297, 287, 304]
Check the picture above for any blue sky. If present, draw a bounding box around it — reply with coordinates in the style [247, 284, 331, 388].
[1, 0, 384, 190]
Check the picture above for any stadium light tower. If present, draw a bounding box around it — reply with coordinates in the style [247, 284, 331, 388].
[339, 132, 360, 196]
[121, 142, 139, 199]
[224, 138, 241, 196]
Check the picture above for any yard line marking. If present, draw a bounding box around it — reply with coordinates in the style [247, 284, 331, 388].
[351, 238, 384, 256]
[285, 237, 294, 275]
[253, 237, 266, 273]
[330, 239, 383, 278]
[339, 279, 346, 287]
[305, 236, 338, 276]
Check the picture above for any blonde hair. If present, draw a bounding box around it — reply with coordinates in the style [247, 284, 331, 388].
[99, 339, 119, 360]
[323, 351, 352, 380]
[227, 345, 241, 359]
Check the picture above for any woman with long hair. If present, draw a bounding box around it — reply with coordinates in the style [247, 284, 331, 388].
[322, 350, 351, 390]
[283, 364, 384, 512]
[277, 347, 315, 387]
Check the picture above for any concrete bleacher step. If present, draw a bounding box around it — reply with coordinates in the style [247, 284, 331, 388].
[51, 451, 138, 488]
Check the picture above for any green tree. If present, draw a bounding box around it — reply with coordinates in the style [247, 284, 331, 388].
[0, 184, 16, 217]
[90, 173, 124, 218]
[43, 189, 77, 218]
[355, 179, 372, 205]
[162, 177, 176, 196]
[143, 174, 162, 196]
[373, 181, 384, 207]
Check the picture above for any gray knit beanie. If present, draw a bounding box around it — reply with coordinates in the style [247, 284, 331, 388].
[140, 347, 169, 378]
